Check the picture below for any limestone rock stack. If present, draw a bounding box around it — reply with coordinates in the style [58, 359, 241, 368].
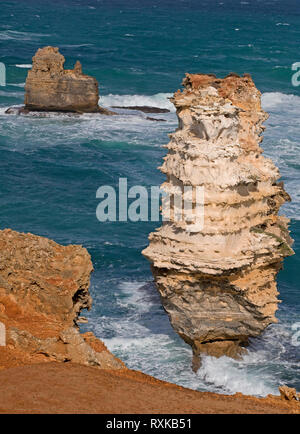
[0, 229, 124, 370]
[142, 73, 294, 361]
[24, 46, 111, 114]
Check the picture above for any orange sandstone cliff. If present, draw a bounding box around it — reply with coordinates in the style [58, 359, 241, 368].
[24, 46, 113, 114]
[0, 229, 123, 370]
[143, 73, 294, 361]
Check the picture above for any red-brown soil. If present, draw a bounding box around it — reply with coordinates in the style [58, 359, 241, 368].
[0, 362, 299, 414]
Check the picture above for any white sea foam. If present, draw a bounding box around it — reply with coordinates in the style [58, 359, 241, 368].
[15, 64, 32, 68]
[1, 90, 299, 222]
[1, 85, 298, 396]
[1, 90, 299, 221]
[85, 280, 294, 397]
[262, 92, 300, 111]
[60, 44, 94, 48]
[261, 92, 300, 220]
[100, 93, 175, 111]
[0, 90, 24, 98]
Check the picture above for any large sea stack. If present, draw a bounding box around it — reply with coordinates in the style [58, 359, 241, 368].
[24, 46, 111, 114]
[143, 73, 294, 362]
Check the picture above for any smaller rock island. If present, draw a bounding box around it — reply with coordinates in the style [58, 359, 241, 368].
[24, 46, 112, 114]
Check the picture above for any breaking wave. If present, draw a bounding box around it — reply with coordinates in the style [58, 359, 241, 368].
[15, 64, 32, 68]
[0, 30, 50, 41]
[83, 280, 299, 397]
[262, 92, 300, 112]
[261, 92, 300, 220]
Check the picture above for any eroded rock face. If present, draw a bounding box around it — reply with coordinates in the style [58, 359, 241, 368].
[24, 46, 112, 114]
[143, 73, 294, 361]
[0, 229, 124, 370]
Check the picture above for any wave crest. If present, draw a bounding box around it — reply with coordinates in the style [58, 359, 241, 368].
[262, 92, 300, 111]
[100, 92, 175, 111]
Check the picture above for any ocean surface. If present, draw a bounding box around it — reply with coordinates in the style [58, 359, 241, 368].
[0, 0, 299, 396]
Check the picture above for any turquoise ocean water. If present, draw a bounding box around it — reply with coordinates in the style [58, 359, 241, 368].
[0, 0, 299, 396]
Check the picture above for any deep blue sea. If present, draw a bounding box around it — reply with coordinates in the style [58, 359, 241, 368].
[0, 0, 299, 396]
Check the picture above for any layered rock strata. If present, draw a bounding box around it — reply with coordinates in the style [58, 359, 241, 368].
[24, 46, 113, 114]
[0, 229, 123, 370]
[143, 73, 294, 361]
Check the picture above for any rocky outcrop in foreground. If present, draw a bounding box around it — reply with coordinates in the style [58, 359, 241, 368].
[24, 46, 113, 114]
[143, 73, 294, 361]
[0, 229, 123, 370]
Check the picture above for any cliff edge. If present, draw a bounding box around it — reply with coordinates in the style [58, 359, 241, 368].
[0, 229, 123, 370]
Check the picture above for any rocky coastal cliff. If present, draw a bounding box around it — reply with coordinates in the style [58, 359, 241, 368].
[24, 46, 112, 114]
[0, 229, 123, 370]
[143, 73, 294, 361]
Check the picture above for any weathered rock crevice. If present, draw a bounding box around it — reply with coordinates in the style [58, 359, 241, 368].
[143, 73, 294, 362]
